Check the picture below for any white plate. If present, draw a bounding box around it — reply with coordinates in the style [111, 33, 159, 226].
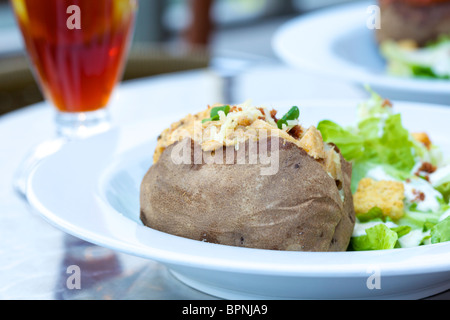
[272, 1, 450, 105]
[26, 100, 450, 300]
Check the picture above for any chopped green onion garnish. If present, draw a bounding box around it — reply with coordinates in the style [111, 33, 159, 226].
[210, 105, 230, 119]
[277, 106, 300, 130]
[202, 105, 230, 123]
[202, 115, 220, 123]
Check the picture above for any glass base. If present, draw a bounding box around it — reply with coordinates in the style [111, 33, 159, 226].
[55, 109, 111, 140]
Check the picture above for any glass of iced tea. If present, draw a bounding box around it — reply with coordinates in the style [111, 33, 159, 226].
[10, 0, 137, 196]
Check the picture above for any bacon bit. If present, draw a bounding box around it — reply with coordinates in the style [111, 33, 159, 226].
[238, 118, 252, 126]
[415, 162, 437, 181]
[270, 109, 278, 123]
[288, 125, 303, 140]
[417, 162, 437, 174]
[382, 99, 393, 108]
[257, 108, 266, 120]
[229, 106, 242, 113]
[412, 189, 426, 203]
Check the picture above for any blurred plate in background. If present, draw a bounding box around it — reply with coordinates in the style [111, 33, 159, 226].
[272, 1, 450, 105]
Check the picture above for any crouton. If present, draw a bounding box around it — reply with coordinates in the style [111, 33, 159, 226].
[353, 178, 405, 220]
[412, 132, 432, 150]
[298, 126, 325, 160]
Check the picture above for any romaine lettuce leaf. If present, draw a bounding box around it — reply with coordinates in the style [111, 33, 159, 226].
[318, 113, 415, 181]
[430, 165, 450, 203]
[355, 207, 384, 223]
[437, 182, 450, 203]
[351, 224, 398, 251]
[357, 87, 393, 121]
[401, 202, 449, 233]
[316, 120, 364, 161]
[430, 217, 450, 244]
[411, 138, 443, 168]
[378, 114, 416, 173]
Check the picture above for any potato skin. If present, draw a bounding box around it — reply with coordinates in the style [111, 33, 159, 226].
[140, 138, 355, 252]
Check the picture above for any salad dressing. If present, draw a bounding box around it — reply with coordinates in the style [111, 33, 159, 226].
[403, 177, 442, 213]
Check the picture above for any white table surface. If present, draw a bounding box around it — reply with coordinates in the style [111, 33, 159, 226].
[1, 62, 448, 300]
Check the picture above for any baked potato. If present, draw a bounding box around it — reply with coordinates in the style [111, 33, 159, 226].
[140, 103, 355, 252]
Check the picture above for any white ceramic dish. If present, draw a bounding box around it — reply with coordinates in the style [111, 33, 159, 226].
[26, 100, 450, 300]
[272, 1, 450, 105]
